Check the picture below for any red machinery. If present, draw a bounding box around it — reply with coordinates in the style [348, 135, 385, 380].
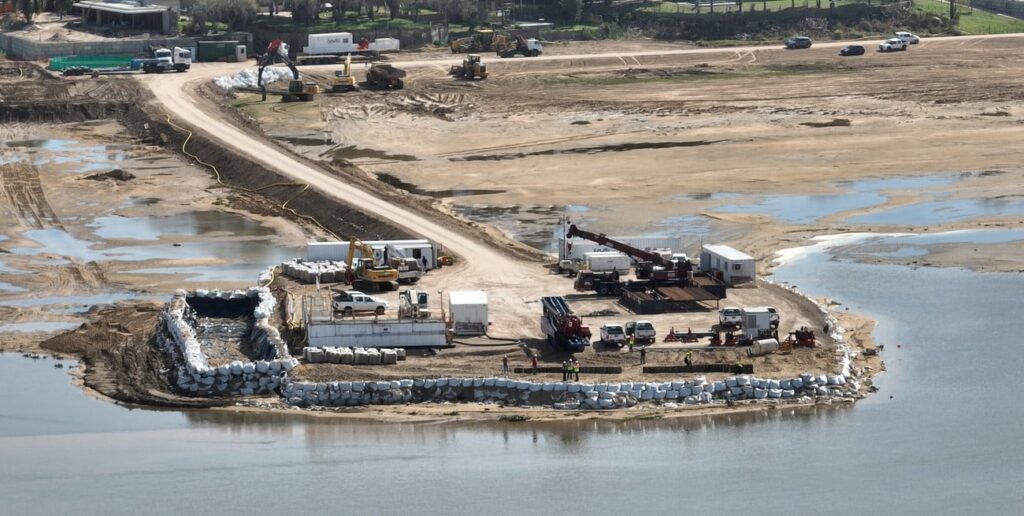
[565, 224, 693, 281]
[540, 296, 591, 352]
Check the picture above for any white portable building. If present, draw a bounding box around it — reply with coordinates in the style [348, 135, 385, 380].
[303, 32, 356, 55]
[307, 240, 438, 270]
[448, 290, 488, 336]
[369, 38, 400, 52]
[741, 307, 773, 340]
[699, 244, 756, 285]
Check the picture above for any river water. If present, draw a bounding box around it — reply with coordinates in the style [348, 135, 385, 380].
[2, 232, 1023, 514]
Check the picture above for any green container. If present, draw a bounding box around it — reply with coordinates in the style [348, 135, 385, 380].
[196, 41, 240, 62]
[48, 55, 134, 71]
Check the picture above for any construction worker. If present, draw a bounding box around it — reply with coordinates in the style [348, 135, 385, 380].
[628, 335, 635, 353]
[561, 361, 568, 381]
[639, 346, 647, 365]
[531, 354, 538, 374]
[573, 359, 580, 381]
[684, 351, 693, 370]
[502, 355, 509, 374]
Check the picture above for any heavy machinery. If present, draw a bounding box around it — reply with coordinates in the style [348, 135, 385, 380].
[398, 289, 431, 319]
[449, 54, 487, 80]
[331, 54, 358, 92]
[450, 30, 507, 54]
[574, 270, 621, 295]
[540, 296, 591, 353]
[256, 39, 319, 102]
[385, 244, 423, 284]
[497, 35, 543, 58]
[140, 47, 192, 73]
[565, 224, 693, 281]
[345, 237, 399, 290]
[365, 63, 406, 90]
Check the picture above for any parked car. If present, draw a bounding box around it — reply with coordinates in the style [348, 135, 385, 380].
[719, 306, 742, 328]
[625, 321, 656, 344]
[765, 306, 780, 328]
[894, 31, 920, 44]
[839, 45, 865, 56]
[333, 290, 389, 315]
[600, 324, 626, 348]
[879, 38, 909, 52]
[785, 36, 813, 49]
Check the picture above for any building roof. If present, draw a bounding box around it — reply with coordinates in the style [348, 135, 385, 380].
[702, 244, 754, 262]
[73, 1, 171, 14]
[449, 290, 487, 305]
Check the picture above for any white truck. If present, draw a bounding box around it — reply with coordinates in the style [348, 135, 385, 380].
[879, 38, 908, 52]
[333, 290, 389, 316]
[719, 306, 742, 328]
[585, 251, 631, 274]
[557, 259, 584, 277]
[626, 320, 656, 344]
[141, 47, 191, 73]
[599, 323, 626, 348]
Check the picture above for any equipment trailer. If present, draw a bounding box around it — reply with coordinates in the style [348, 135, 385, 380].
[540, 296, 591, 353]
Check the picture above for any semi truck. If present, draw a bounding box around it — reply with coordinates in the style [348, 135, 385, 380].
[540, 296, 591, 352]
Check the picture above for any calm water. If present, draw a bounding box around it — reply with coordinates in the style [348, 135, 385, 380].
[2, 234, 1023, 514]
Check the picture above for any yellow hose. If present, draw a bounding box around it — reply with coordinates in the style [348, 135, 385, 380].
[163, 114, 341, 240]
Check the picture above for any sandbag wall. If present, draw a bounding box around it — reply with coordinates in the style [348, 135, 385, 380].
[281, 259, 348, 284]
[160, 288, 299, 396]
[302, 346, 406, 365]
[280, 373, 861, 409]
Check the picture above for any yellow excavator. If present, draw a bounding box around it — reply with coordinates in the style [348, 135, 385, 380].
[345, 237, 399, 290]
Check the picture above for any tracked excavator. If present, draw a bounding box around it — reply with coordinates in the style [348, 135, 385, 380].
[345, 237, 399, 291]
[256, 39, 319, 101]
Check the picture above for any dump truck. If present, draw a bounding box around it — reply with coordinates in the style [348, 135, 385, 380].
[540, 296, 591, 353]
[497, 35, 543, 58]
[366, 64, 406, 90]
[449, 54, 487, 80]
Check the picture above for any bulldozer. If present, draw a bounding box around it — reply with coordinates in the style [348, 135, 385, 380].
[365, 63, 406, 90]
[449, 54, 487, 80]
[331, 54, 358, 93]
[345, 237, 399, 290]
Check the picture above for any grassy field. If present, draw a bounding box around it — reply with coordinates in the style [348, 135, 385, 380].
[915, 0, 1024, 34]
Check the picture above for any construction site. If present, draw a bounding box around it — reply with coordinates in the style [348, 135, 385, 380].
[5, 31, 1024, 419]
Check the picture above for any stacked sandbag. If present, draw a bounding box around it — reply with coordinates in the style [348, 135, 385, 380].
[281, 259, 348, 284]
[302, 347, 402, 366]
[160, 289, 296, 398]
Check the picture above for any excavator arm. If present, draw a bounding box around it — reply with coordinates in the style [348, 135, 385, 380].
[256, 40, 301, 99]
[565, 224, 692, 273]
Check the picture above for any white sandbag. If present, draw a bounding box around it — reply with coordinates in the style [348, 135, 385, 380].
[423, 379, 436, 389]
[782, 389, 795, 398]
[594, 384, 607, 393]
[780, 379, 792, 390]
[483, 378, 496, 387]
[666, 390, 680, 400]
[726, 377, 738, 388]
[690, 384, 704, 395]
[671, 381, 685, 391]
[472, 378, 484, 387]
[653, 390, 667, 400]
[679, 386, 691, 397]
[738, 376, 751, 386]
[598, 398, 615, 409]
[699, 391, 712, 403]
[542, 383, 555, 392]
[599, 391, 615, 400]
[768, 388, 782, 398]
[434, 378, 448, 388]
[753, 388, 768, 399]
[828, 374, 846, 385]
[529, 383, 542, 392]
[640, 390, 654, 400]
[605, 384, 620, 393]
[554, 383, 567, 392]
[494, 379, 507, 388]
[730, 386, 744, 397]
[713, 381, 726, 392]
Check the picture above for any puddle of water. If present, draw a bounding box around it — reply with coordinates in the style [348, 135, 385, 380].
[376, 173, 505, 198]
[0, 292, 145, 310]
[712, 175, 959, 224]
[675, 192, 741, 202]
[801, 119, 851, 128]
[4, 139, 78, 150]
[846, 197, 1024, 226]
[278, 135, 334, 146]
[12, 228, 299, 280]
[329, 145, 418, 162]
[452, 140, 722, 162]
[454, 204, 592, 252]
[0, 321, 80, 333]
[0, 281, 29, 293]
[89, 212, 275, 241]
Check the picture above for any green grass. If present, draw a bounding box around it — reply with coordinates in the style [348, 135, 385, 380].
[915, 0, 1024, 34]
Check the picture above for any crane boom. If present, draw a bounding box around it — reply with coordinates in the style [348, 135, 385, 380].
[565, 224, 688, 270]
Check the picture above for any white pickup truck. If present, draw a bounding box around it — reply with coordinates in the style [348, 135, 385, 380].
[626, 320, 656, 344]
[333, 290, 389, 315]
[719, 306, 743, 328]
[879, 38, 908, 52]
[600, 323, 626, 348]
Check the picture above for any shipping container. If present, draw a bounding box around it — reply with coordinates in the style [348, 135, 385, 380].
[584, 251, 631, 274]
[197, 41, 240, 62]
[304, 32, 356, 55]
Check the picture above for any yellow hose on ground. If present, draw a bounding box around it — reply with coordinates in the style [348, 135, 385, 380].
[163, 114, 341, 240]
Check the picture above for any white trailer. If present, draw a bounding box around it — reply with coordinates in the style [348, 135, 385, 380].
[449, 290, 488, 336]
[307, 240, 438, 270]
[741, 307, 774, 341]
[303, 32, 357, 55]
[699, 244, 756, 285]
[584, 251, 631, 274]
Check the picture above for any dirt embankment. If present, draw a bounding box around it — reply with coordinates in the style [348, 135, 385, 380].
[40, 303, 229, 408]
